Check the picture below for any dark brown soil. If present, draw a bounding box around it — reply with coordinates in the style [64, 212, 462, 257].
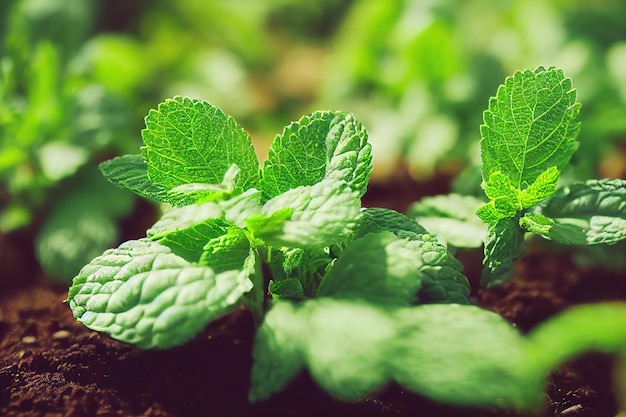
[1, 177, 626, 417]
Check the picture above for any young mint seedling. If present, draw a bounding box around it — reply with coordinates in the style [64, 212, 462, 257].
[477, 67, 626, 286]
[68, 96, 469, 349]
[410, 67, 626, 286]
[68, 91, 626, 413]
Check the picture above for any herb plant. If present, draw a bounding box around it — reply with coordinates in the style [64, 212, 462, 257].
[410, 67, 626, 287]
[69, 68, 626, 412]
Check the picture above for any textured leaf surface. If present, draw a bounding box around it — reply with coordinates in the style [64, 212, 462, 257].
[200, 227, 252, 273]
[99, 154, 169, 202]
[141, 96, 259, 205]
[480, 67, 580, 188]
[352, 207, 428, 239]
[317, 231, 470, 305]
[246, 179, 361, 248]
[68, 239, 253, 349]
[146, 202, 230, 262]
[259, 111, 372, 199]
[524, 179, 626, 245]
[481, 217, 524, 287]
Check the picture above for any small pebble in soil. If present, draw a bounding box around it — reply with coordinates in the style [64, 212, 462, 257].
[21, 335, 36, 344]
[52, 330, 71, 340]
[560, 404, 583, 415]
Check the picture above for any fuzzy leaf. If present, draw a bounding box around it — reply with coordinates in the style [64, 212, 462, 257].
[37, 202, 117, 282]
[141, 96, 259, 205]
[391, 304, 538, 410]
[300, 300, 396, 401]
[317, 232, 425, 306]
[259, 111, 372, 199]
[480, 67, 580, 188]
[246, 179, 361, 248]
[68, 239, 253, 349]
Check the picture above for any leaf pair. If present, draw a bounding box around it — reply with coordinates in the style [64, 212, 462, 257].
[100, 97, 372, 206]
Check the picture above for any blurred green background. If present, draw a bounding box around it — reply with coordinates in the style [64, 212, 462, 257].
[2, 0, 626, 282]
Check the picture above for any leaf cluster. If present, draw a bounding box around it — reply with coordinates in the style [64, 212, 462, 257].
[68, 67, 626, 412]
[69, 95, 470, 348]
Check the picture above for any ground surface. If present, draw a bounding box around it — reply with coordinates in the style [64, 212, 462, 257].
[2, 175, 626, 417]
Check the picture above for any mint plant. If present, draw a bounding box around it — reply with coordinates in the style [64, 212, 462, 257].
[69, 91, 626, 413]
[478, 67, 626, 286]
[409, 67, 626, 287]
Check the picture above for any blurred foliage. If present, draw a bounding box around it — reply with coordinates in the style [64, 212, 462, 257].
[319, 0, 626, 180]
[1, 0, 626, 281]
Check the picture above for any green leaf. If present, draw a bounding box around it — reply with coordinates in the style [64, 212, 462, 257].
[524, 179, 626, 245]
[99, 154, 169, 202]
[480, 67, 580, 188]
[219, 188, 263, 228]
[477, 171, 521, 224]
[250, 300, 540, 410]
[141, 96, 260, 205]
[391, 304, 539, 410]
[412, 234, 471, 304]
[259, 111, 372, 199]
[68, 239, 253, 349]
[527, 303, 626, 373]
[147, 202, 231, 262]
[519, 166, 560, 208]
[37, 142, 88, 181]
[481, 217, 524, 287]
[246, 179, 361, 248]
[299, 300, 396, 401]
[408, 194, 487, 248]
[199, 226, 252, 273]
[317, 231, 470, 305]
[35, 172, 135, 282]
[249, 301, 307, 402]
[267, 246, 331, 297]
[352, 207, 428, 239]
[269, 278, 306, 300]
[166, 163, 242, 204]
[520, 212, 588, 245]
[317, 232, 424, 306]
